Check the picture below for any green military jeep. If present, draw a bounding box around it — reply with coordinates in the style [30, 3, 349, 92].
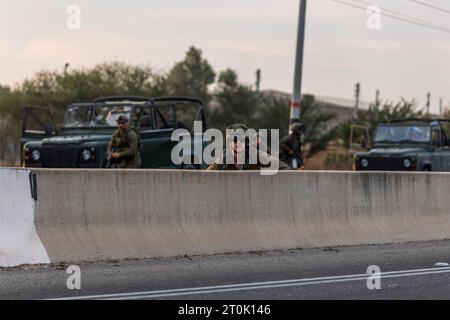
[22, 96, 206, 169]
[354, 118, 450, 172]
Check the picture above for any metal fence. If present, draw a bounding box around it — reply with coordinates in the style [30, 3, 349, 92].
[313, 94, 371, 110]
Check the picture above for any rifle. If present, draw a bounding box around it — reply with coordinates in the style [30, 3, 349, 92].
[106, 148, 121, 168]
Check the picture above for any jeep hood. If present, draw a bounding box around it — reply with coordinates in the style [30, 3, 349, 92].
[42, 134, 111, 145]
[368, 147, 428, 156]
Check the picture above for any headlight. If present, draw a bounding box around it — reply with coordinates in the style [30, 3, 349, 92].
[403, 158, 412, 169]
[360, 158, 369, 168]
[81, 150, 92, 161]
[31, 150, 41, 161]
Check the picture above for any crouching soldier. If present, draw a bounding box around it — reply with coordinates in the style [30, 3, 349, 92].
[107, 115, 142, 168]
[207, 124, 290, 171]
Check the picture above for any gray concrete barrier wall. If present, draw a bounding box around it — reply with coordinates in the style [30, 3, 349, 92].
[31, 170, 450, 264]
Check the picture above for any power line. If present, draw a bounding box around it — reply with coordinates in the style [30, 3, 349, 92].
[410, 0, 450, 15]
[332, 0, 450, 33]
[354, 0, 450, 31]
[330, 0, 450, 35]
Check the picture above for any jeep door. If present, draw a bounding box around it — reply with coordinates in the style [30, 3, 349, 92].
[152, 99, 206, 168]
[440, 147, 450, 171]
[20, 106, 56, 164]
[138, 98, 206, 169]
[138, 105, 177, 168]
[430, 126, 449, 171]
[438, 122, 450, 171]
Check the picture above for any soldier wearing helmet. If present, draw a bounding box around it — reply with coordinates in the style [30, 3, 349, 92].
[280, 122, 306, 169]
[207, 124, 290, 171]
[107, 114, 142, 168]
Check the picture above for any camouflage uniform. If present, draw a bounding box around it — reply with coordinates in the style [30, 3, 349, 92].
[207, 123, 290, 171]
[279, 135, 302, 164]
[108, 127, 142, 168]
[280, 123, 305, 168]
[207, 149, 290, 171]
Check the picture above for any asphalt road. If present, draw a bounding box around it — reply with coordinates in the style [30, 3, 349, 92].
[2, 240, 450, 300]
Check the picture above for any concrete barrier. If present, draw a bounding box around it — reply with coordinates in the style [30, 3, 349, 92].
[2, 168, 450, 266]
[0, 169, 49, 267]
[33, 170, 450, 264]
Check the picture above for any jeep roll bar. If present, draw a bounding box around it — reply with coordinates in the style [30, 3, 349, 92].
[93, 96, 154, 104]
[150, 96, 206, 131]
[151, 96, 204, 106]
[389, 118, 450, 124]
[93, 96, 204, 106]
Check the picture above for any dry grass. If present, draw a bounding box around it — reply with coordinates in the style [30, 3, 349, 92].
[304, 144, 354, 171]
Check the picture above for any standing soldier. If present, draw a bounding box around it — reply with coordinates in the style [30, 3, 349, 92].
[107, 115, 142, 168]
[280, 122, 305, 170]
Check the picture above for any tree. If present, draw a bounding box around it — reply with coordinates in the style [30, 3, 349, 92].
[25, 62, 164, 110]
[0, 62, 167, 123]
[254, 95, 290, 137]
[254, 94, 337, 157]
[166, 47, 216, 104]
[209, 69, 259, 131]
[337, 99, 425, 148]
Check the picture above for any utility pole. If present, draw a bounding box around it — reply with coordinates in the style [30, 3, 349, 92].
[255, 69, 261, 94]
[375, 89, 380, 107]
[439, 97, 443, 116]
[353, 82, 361, 120]
[426, 92, 431, 114]
[290, 0, 307, 129]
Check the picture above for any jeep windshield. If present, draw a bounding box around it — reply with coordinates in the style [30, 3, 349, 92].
[63, 105, 133, 128]
[374, 125, 431, 145]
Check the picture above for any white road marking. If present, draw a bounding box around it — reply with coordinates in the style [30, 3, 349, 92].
[434, 262, 450, 267]
[52, 267, 450, 300]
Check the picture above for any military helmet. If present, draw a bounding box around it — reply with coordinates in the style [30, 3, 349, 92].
[226, 124, 255, 143]
[290, 122, 305, 132]
[116, 114, 129, 123]
[226, 124, 253, 138]
[227, 124, 249, 131]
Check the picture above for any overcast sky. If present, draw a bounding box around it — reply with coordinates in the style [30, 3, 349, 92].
[1, 0, 450, 112]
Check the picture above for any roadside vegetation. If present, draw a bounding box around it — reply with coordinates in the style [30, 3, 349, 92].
[0, 46, 425, 168]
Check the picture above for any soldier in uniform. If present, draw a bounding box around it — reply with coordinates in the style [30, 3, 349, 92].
[107, 115, 142, 168]
[207, 124, 290, 171]
[280, 122, 306, 170]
